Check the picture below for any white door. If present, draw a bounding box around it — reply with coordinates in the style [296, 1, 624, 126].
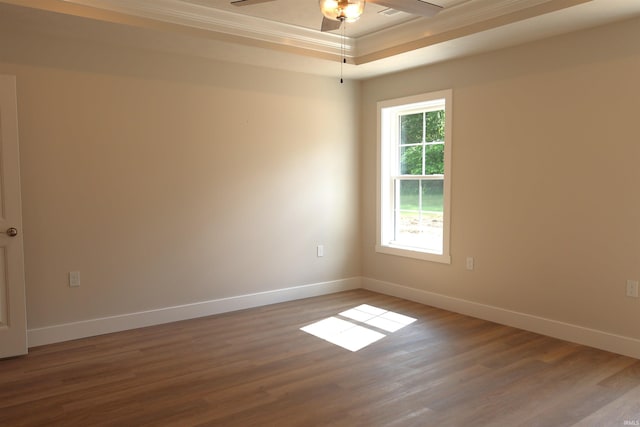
[0, 75, 27, 358]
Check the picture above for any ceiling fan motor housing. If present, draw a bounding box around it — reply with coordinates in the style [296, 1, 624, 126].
[319, 0, 366, 22]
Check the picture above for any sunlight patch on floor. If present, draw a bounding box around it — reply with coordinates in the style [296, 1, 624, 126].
[300, 304, 417, 352]
[340, 304, 417, 332]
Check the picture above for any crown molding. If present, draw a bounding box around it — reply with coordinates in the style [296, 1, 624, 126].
[62, 0, 356, 58]
[3, 0, 593, 64]
[58, 0, 595, 64]
[355, 0, 592, 62]
[2, 0, 637, 78]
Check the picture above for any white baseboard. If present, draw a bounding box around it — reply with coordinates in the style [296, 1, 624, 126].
[27, 277, 362, 348]
[363, 277, 640, 360]
[27, 275, 640, 360]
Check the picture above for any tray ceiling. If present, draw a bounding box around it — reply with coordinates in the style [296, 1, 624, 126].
[0, 0, 639, 79]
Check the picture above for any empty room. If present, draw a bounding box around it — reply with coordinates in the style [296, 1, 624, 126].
[1, 0, 640, 425]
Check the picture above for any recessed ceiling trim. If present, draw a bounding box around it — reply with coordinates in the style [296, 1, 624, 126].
[0, 0, 599, 65]
[355, 0, 593, 57]
[355, 0, 593, 62]
[56, 0, 595, 65]
[61, 0, 357, 57]
[1, 0, 637, 80]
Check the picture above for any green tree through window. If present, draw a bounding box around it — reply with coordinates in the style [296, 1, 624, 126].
[400, 110, 445, 175]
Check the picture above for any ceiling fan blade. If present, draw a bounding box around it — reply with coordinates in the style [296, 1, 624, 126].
[321, 17, 342, 32]
[368, 0, 442, 17]
[231, 0, 276, 6]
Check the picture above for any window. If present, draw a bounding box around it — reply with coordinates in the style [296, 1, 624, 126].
[377, 90, 452, 263]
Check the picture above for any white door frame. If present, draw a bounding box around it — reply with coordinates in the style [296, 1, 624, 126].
[0, 74, 27, 358]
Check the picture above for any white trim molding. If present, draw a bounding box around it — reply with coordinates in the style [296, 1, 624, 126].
[28, 276, 640, 360]
[362, 277, 640, 360]
[27, 277, 361, 348]
[45, 0, 351, 58]
[59, 0, 592, 62]
[0, 0, 605, 71]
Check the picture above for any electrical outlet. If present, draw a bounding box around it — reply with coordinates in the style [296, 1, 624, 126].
[626, 280, 638, 298]
[466, 257, 474, 271]
[69, 271, 81, 288]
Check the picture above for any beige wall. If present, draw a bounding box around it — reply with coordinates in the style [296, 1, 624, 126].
[0, 31, 360, 328]
[361, 17, 640, 339]
[2, 11, 639, 342]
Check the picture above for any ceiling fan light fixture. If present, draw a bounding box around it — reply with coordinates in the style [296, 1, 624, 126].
[319, 0, 365, 23]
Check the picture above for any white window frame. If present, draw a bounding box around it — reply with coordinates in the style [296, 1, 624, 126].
[376, 89, 452, 263]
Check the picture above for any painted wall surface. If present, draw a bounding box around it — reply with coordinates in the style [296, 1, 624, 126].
[0, 30, 360, 328]
[1, 8, 639, 345]
[361, 17, 640, 339]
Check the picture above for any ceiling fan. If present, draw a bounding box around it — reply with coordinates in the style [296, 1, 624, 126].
[230, 0, 443, 32]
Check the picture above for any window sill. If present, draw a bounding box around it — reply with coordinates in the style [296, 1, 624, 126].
[375, 244, 451, 264]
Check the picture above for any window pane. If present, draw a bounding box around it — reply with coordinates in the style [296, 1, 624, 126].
[421, 179, 444, 253]
[400, 145, 423, 175]
[424, 110, 445, 142]
[400, 113, 423, 145]
[424, 144, 444, 175]
[394, 179, 443, 254]
[398, 180, 419, 211]
[421, 179, 443, 213]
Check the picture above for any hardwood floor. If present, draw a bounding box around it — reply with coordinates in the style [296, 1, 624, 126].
[1, 289, 639, 426]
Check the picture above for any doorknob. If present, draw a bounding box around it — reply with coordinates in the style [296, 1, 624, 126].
[6, 227, 17, 237]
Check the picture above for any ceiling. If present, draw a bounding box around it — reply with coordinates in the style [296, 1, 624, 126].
[1, 0, 640, 80]
[181, 0, 469, 37]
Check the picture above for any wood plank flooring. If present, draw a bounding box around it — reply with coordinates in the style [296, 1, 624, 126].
[1, 289, 639, 426]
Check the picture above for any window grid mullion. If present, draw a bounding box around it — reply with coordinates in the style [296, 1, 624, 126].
[421, 112, 426, 176]
[418, 180, 423, 237]
[391, 175, 443, 180]
[393, 178, 400, 242]
[400, 141, 443, 147]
